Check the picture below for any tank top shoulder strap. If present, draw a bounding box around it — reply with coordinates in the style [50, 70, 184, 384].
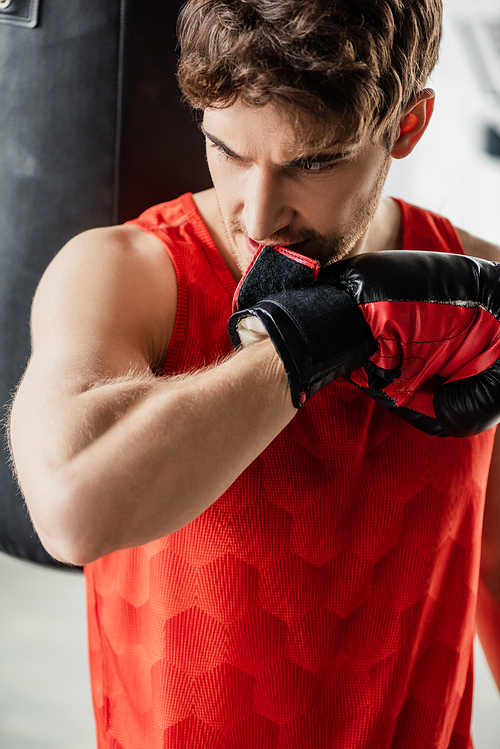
[125, 193, 236, 376]
[392, 197, 466, 255]
[125, 192, 235, 294]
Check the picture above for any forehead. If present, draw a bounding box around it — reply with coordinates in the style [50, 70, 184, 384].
[203, 100, 361, 160]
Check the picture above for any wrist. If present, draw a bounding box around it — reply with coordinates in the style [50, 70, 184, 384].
[236, 335, 297, 412]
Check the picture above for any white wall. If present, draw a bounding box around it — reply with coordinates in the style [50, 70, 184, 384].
[384, 0, 500, 245]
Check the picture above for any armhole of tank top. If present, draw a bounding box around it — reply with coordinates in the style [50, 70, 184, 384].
[181, 193, 238, 298]
[159, 239, 188, 376]
[149, 195, 238, 377]
[123, 213, 189, 376]
[160, 194, 237, 374]
[124, 196, 237, 377]
[438, 216, 466, 255]
[392, 197, 466, 256]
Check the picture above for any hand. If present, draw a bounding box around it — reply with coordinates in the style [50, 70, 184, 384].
[229, 244, 376, 407]
[229, 246, 500, 437]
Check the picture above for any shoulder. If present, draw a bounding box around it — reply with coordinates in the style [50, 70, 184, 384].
[45, 223, 176, 277]
[455, 227, 500, 263]
[32, 224, 177, 374]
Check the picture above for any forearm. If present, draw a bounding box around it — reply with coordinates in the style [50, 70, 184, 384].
[476, 574, 500, 691]
[476, 427, 500, 691]
[10, 339, 295, 565]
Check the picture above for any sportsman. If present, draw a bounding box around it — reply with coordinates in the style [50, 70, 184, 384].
[8, 0, 500, 747]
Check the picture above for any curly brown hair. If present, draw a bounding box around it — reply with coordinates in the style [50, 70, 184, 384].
[177, 0, 442, 147]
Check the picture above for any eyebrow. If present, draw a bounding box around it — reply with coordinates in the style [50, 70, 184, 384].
[198, 123, 355, 167]
[199, 123, 241, 159]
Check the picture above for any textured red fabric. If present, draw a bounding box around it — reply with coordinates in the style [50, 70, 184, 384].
[85, 194, 494, 748]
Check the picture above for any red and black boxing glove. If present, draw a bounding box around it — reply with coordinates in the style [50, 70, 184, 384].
[228, 245, 500, 437]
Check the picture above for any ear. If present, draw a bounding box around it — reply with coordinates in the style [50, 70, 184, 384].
[390, 89, 435, 160]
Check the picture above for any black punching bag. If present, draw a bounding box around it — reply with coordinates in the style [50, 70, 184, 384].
[0, 0, 211, 568]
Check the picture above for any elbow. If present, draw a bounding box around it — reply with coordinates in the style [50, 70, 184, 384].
[479, 545, 500, 603]
[37, 526, 103, 569]
[35, 522, 107, 569]
[479, 565, 500, 603]
[38, 539, 88, 569]
[23, 473, 112, 567]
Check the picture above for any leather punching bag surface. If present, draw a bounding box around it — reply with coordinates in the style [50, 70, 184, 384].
[0, 0, 211, 568]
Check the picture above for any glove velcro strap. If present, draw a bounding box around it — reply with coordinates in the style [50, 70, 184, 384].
[228, 286, 376, 408]
[233, 245, 320, 313]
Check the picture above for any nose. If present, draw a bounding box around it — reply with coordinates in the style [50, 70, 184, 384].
[242, 166, 295, 243]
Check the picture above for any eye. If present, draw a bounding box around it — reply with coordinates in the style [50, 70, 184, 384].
[208, 142, 240, 163]
[300, 159, 338, 173]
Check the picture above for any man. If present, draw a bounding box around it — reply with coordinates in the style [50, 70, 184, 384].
[8, 0, 500, 747]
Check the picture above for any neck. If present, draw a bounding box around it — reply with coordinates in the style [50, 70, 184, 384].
[355, 196, 402, 255]
[192, 188, 241, 280]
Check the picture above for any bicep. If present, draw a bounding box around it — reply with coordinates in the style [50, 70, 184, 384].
[9, 225, 177, 491]
[30, 225, 176, 377]
[458, 231, 500, 576]
[455, 227, 500, 263]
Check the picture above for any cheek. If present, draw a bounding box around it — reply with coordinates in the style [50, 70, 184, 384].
[205, 150, 225, 190]
[333, 157, 388, 210]
[341, 158, 384, 200]
[206, 156, 242, 214]
[303, 176, 364, 226]
[303, 163, 386, 234]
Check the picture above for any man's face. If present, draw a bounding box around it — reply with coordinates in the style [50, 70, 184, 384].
[202, 99, 392, 273]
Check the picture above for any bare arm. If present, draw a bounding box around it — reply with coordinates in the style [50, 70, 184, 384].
[9, 226, 296, 566]
[457, 227, 500, 690]
[477, 428, 500, 691]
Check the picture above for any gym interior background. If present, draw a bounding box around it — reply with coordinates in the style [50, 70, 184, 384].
[1, 0, 500, 747]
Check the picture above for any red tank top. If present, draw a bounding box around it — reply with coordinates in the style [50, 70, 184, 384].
[85, 194, 494, 749]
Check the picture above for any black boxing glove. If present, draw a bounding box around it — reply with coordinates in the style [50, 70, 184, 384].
[228, 245, 500, 437]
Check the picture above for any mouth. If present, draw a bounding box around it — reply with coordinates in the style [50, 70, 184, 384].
[245, 237, 262, 256]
